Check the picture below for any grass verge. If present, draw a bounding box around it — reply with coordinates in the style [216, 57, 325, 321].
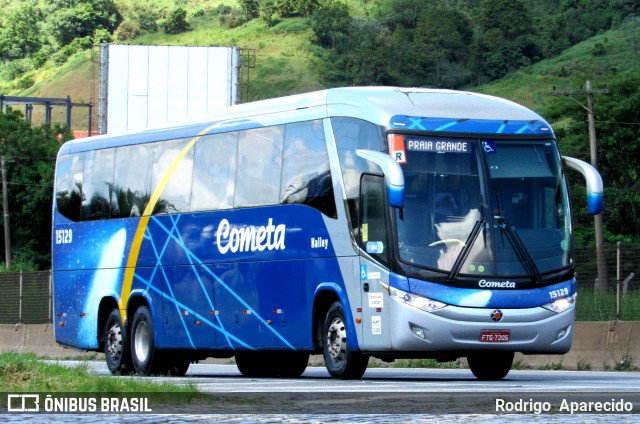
[576, 288, 640, 321]
[0, 352, 199, 394]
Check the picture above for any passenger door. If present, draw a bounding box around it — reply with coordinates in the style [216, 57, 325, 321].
[358, 175, 392, 350]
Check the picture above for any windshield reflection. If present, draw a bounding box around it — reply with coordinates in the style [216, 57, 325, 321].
[395, 137, 572, 280]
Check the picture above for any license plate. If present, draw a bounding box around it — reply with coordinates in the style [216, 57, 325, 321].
[480, 330, 511, 342]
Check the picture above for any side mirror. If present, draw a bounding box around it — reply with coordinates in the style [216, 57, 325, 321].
[562, 156, 603, 215]
[356, 149, 405, 208]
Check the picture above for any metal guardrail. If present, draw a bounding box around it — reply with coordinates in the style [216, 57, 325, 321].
[0, 270, 51, 324]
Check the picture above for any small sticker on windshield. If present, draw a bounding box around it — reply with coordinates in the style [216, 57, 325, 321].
[482, 140, 496, 154]
[366, 241, 385, 254]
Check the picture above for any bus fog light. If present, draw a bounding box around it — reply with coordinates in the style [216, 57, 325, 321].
[556, 325, 571, 340]
[410, 323, 427, 339]
[542, 293, 576, 313]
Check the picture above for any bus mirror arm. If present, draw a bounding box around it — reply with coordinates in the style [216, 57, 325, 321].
[356, 149, 405, 208]
[562, 156, 603, 215]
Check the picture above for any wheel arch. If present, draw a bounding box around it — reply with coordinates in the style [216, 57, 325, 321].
[312, 283, 359, 351]
[97, 296, 119, 350]
[126, 293, 150, 325]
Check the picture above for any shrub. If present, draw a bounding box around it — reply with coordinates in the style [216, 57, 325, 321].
[115, 20, 141, 41]
[163, 8, 190, 35]
[16, 75, 35, 90]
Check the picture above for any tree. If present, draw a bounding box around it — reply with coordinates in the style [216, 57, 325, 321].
[275, 0, 322, 17]
[471, 0, 540, 82]
[0, 3, 43, 60]
[477, 0, 533, 42]
[413, 8, 473, 87]
[375, 0, 431, 30]
[239, 0, 260, 22]
[0, 111, 70, 269]
[114, 20, 141, 42]
[310, 2, 351, 49]
[163, 8, 190, 34]
[45, 0, 122, 46]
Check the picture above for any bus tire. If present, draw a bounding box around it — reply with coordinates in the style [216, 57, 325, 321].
[104, 309, 133, 375]
[467, 351, 514, 381]
[277, 351, 309, 378]
[322, 301, 369, 379]
[236, 351, 309, 378]
[130, 305, 165, 376]
[164, 356, 191, 377]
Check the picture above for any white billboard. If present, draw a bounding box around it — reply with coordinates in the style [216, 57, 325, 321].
[100, 44, 239, 134]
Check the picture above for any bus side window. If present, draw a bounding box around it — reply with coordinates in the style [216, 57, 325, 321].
[113, 144, 152, 218]
[81, 149, 115, 221]
[151, 138, 194, 214]
[55, 153, 84, 222]
[235, 126, 284, 207]
[360, 175, 389, 266]
[280, 120, 336, 218]
[191, 132, 238, 212]
[332, 117, 384, 236]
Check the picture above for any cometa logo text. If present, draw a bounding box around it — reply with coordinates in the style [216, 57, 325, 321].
[478, 279, 516, 288]
[217, 218, 286, 254]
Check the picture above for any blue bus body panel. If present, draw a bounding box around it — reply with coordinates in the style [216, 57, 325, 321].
[387, 272, 575, 309]
[53, 204, 344, 351]
[405, 277, 576, 309]
[388, 115, 552, 135]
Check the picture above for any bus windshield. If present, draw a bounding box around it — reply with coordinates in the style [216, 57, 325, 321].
[395, 136, 572, 280]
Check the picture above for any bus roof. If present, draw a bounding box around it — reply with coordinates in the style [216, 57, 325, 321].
[59, 87, 550, 155]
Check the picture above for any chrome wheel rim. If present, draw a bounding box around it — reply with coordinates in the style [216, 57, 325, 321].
[326, 317, 346, 363]
[106, 323, 122, 360]
[133, 320, 150, 363]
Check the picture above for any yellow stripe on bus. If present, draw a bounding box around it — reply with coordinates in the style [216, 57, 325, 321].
[118, 123, 218, 322]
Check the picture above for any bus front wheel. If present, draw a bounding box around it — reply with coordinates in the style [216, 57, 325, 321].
[467, 351, 514, 380]
[104, 309, 132, 375]
[322, 301, 369, 379]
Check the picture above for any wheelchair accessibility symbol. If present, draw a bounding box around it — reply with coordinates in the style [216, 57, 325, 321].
[482, 140, 496, 154]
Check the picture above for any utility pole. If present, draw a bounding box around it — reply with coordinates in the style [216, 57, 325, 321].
[552, 81, 609, 290]
[1, 156, 11, 270]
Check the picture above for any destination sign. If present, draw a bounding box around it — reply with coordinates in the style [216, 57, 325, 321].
[405, 137, 471, 153]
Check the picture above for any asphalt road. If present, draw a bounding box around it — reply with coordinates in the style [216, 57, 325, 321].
[73, 361, 640, 392]
[5, 361, 639, 422]
[51, 361, 640, 415]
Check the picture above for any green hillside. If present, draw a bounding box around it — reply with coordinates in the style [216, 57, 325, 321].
[134, 15, 324, 100]
[2, 4, 637, 132]
[0, 10, 325, 129]
[474, 17, 640, 116]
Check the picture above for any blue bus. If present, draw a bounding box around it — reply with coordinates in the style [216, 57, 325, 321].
[52, 87, 603, 380]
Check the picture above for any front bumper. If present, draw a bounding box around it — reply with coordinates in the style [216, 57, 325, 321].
[389, 298, 574, 354]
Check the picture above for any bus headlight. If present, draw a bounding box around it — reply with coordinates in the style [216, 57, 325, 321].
[389, 286, 446, 312]
[542, 293, 577, 313]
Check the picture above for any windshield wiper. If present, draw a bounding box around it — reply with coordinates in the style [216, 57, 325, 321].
[447, 219, 485, 283]
[497, 217, 544, 284]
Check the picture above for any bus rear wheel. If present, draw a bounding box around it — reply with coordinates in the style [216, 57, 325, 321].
[104, 309, 133, 375]
[467, 351, 514, 381]
[322, 302, 369, 379]
[130, 305, 190, 376]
